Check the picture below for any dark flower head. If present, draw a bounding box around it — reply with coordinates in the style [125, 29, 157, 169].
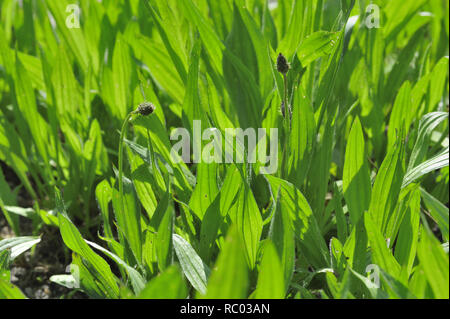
[136, 102, 155, 116]
[277, 53, 290, 74]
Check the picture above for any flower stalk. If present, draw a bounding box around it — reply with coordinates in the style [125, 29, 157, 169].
[118, 102, 155, 213]
[277, 53, 291, 178]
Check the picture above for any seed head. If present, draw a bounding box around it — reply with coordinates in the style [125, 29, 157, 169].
[277, 53, 290, 75]
[136, 102, 155, 116]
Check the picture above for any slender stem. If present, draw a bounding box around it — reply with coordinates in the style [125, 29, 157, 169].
[283, 74, 288, 119]
[118, 112, 135, 207]
[281, 74, 291, 179]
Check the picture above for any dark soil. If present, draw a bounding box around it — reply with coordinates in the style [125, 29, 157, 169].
[1, 214, 87, 299]
[0, 161, 86, 299]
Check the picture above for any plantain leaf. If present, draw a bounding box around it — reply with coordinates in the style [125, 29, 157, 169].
[297, 31, 341, 66]
[417, 226, 449, 298]
[112, 175, 142, 265]
[253, 240, 285, 299]
[137, 265, 188, 299]
[268, 188, 295, 292]
[173, 234, 209, 295]
[85, 240, 146, 295]
[266, 175, 329, 268]
[56, 189, 119, 298]
[200, 225, 248, 299]
[156, 207, 174, 271]
[402, 147, 449, 189]
[0, 236, 41, 260]
[368, 139, 405, 234]
[228, 181, 263, 269]
[420, 188, 449, 242]
[0, 279, 27, 299]
[408, 112, 448, 171]
[342, 117, 372, 225]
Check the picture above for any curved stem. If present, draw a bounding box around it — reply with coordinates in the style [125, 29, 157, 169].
[283, 74, 288, 117]
[118, 112, 135, 206]
[281, 74, 291, 178]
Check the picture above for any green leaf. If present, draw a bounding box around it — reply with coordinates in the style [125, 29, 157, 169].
[0, 279, 27, 299]
[134, 38, 185, 104]
[179, 0, 224, 73]
[288, 86, 316, 189]
[2, 206, 35, 219]
[0, 250, 11, 272]
[95, 180, 114, 239]
[173, 234, 209, 295]
[49, 274, 79, 290]
[420, 187, 449, 242]
[15, 55, 51, 167]
[342, 117, 372, 225]
[417, 227, 449, 298]
[332, 183, 349, 243]
[314, 29, 344, 122]
[253, 240, 285, 299]
[343, 217, 368, 274]
[364, 213, 401, 280]
[349, 268, 388, 299]
[55, 189, 119, 298]
[200, 225, 248, 299]
[379, 269, 417, 299]
[181, 39, 209, 136]
[132, 112, 196, 201]
[235, 4, 274, 99]
[70, 253, 111, 299]
[330, 237, 347, 277]
[137, 265, 188, 299]
[219, 166, 243, 213]
[326, 268, 354, 299]
[297, 31, 341, 66]
[305, 120, 335, 223]
[228, 181, 263, 269]
[189, 162, 219, 220]
[82, 119, 107, 211]
[266, 175, 329, 268]
[46, 0, 89, 70]
[394, 187, 421, 280]
[143, 1, 187, 83]
[383, 28, 425, 103]
[156, 207, 174, 271]
[278, 0, 306, 56]
[0, 113, 36, 200]
[223, 43, 262, 129]
[368, 139, 405, 234]
[112, 33, 133, 119]
[51, 45, 82, 122]
[125, 138, 167, 195]
[268, 188, 295, 291]
[85, 240, 146, 295]
[0, 165, 19, 235]
[402, 147, 449, 188]
[408, 112, 448, 171]
[130, 162, 158, 219]
[384, 0, 427, 43]
[112, 175, 142, 265]
[0, 236, 41, 260]
[387, 81, 412, 153]
[427, 57, 448, 113]
[199, 193, 224, 261]
[150, 188, 170, 232]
